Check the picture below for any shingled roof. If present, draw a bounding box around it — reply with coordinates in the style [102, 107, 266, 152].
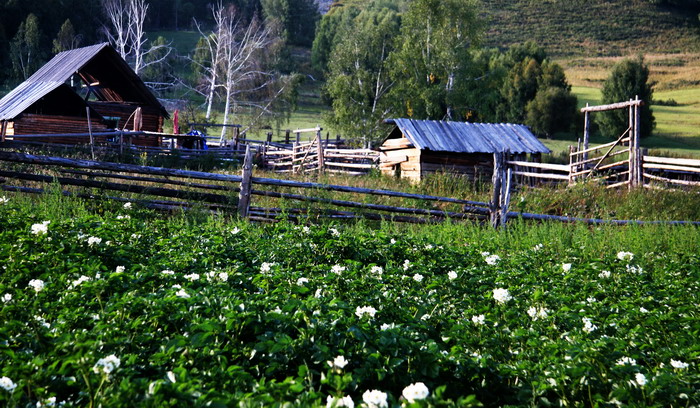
[0, 43, 168, 121]
[386, 119, 551, 154]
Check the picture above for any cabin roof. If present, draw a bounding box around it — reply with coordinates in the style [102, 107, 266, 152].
[0, 43, 168, 121]
[385, 119, 551, 154]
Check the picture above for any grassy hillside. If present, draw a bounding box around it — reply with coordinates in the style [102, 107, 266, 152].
[481, 0, 700, 57]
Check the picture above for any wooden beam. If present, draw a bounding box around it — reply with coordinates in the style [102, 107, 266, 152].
[580, 99, 644, 113]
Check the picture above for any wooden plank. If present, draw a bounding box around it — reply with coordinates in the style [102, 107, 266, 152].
[511, 171, 569, 181]
[643, 163, 700, 174]
[325, 162, 376, 169]
[644, 173, 700, 186]
[580, 99, 643, 113]
[293, 127, 322, 134]
[507, 161, 569, 172]
[570, 137, 630, 157]
[238, 146, 254, 218]
[643, 156, 700, 167]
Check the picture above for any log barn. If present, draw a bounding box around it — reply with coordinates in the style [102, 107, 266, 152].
[380, 119, 551, 182]
[0, 43, 168, 146]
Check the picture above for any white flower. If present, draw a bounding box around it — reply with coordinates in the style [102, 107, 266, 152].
[634, 373, 647, 387]
[70, 275, 91, 288]
[231, 227, 240, 234]
[371, 265, 383, 275]
[484, 254, 501, 265]
[2, 293, 11, 303]
[329, 228, 340, 237]
[402, 382, 429, 403]
[161, 269, 175, 276]
[87, 236, 102, 246]
[328, 355, 349, 369]
[670, 359, 689, 369]
[390, 238, 396, 244]
[527, 307, 548, 320]
[175, 289, 190, 298]
[297, 277, 309, 286]
[93, 355, 121, 375]
[28, 279, 45, 292]
[547, 378, 557, 387]
[0, 196, 9, 204]
[166, 371, 176, 383]
[639, 307, 648, 313]
[260, 262, 274, 273]
[412, 273, 423, 282]
[37, 396, 57, 407]
[116, 215, 130, 220]
[331, 264, 346, 275]
[380, 323, 396, 331]
[562, 263, 572, 272]
[447, 270, 458, 280]
[0, 376, 17, 392]
[403, 259, 411, 270]
[218, 272, 228, 282]
[184, 273, 200, 281]
[626, 264, 643, 274]
[425, 244, 433, 250]
[616, 357, 637, 366]
[617, 251, 634, 261]
[492, 288, 512, 304]
[598, 270, 611, 279]
[533, 243, 543, 251]
[587, 297, 597, 304]
[362, 389, 388, 408]
[123, 202, 132, 209]
[326, 395, 354, 408]
[31, 221, 50, 235]
[582, 317, 598, 333]
[355, 306, 377, 319]
[115, 266, 125, 273]
[471, 314, 485, 325]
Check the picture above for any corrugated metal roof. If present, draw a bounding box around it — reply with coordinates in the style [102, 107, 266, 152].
[388, 119, 551, 154]
[0, 43, 168, 121]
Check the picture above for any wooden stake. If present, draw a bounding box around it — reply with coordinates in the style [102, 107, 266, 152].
[238, 145, 254, 218]
[500, 168, 512, 228]
[583, 108, 590, 163]
[86, 107, 95, 160]
[490, 152, 504, 228]
[316, 129, 325, 173]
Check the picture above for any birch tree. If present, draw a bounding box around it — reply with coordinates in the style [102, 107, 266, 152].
[102, 0, 172, 76]
[193, 4, 229, 120]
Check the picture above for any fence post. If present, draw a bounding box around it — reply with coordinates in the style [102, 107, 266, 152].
[295, 131, 301, 144]
[583, 107, 590, 164]
[568, 145, 575, 185]
[316, 129, 325, 173]
[86, 107, 95, 160]
[634, 96, 642, 187]
[234, 127, 240, 152]
[500, 167, 512, 228]
[285, 129, 290, 144]
[490, 152, 504, 228]
[238, 145, 254, 218]
[0, 120, 7, 142]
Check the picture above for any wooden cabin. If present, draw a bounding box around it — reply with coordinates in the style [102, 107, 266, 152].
[380, 119, 551, 183]
[0, 43, 168, 146]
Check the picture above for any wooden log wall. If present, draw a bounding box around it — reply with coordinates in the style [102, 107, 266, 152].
[90, 102, 163, 146]
[10, 114, 110, 144]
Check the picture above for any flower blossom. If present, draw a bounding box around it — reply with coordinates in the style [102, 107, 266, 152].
[161, 269, 175, 276]
[447, 270, 458, 280]
[31, 221, 50, 235]
[362, 390, 388, 408]
[2, 293, 11, 303]
[402, 382, 429, 403]
[0, 376, 17, 392]
[599, 270, 611, 279]
[93, 355, 121, 375]
[329, 228, 340, 237]
[484, 254, 501, 265]
[123, 202, 132, 209]
[371, 265, 383, 275]
[492, 288, 512, 304]
[634, 373, 647, 387]
[355, 306, 377, 319]
[87, 236, 102, 246]
[616, 357, 637, 366]
[562, 263, 572, 272]
[0, 196, 9, 204]
[331, 264, 346, 275]
[184, 273, 200, 281]
[297, 277, 309, 286]
[582, 317, 598, 333]
[260, 262, 274, 273]
[527, 307, 548, 320]
[403, 260, 411, 270]
[670, 359, 689, 369]
[328, 355, 349, 369]
[28, 279, 45, 292]
[617, 251, 634, 261]
[471, 314, 485, 325]
[115, 266, 125, 273]
[70, 275, 91, 288]
[175, 289, 190, 299]
[326, 395, 354, 408]
[413, 273, 424, 282]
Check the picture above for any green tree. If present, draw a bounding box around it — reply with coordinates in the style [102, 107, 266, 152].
[52, 19, 81, 53]
[261, 0, 319, 47]
[10, 13, 44, 80]
[597, 56, 655, 139]
[525, 86, 578, 137]
[389, 0, 483, 120]
[324, 9, 400, 141]
[311, 6, 360, 75]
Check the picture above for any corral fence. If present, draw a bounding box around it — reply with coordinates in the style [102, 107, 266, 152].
[2, 149, 698, 227]
[507, 97, 700, 189]
[0, 126, 380, 176]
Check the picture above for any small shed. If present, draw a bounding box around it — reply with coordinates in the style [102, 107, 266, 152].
[0, 43, 168, 146]
[380, 119, 551, 182]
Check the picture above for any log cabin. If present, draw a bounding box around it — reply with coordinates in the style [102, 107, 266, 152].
[0, 43, 168, 146]
[380, 119, 551, 183]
